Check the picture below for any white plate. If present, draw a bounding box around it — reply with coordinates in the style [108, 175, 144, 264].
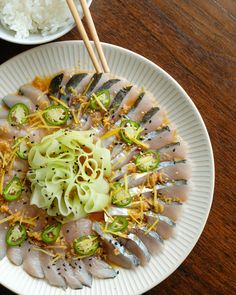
[0, 41, 214, 295]
[0, 0, 92, 45]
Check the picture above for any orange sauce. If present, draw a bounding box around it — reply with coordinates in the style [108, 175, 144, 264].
[88, 211, 104, 221]
[32, 76, 51, 92]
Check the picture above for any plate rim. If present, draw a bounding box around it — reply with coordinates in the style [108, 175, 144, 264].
[0, 40, 215, 295]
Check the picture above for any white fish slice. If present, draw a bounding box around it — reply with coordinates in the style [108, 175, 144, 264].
[19, 84, 49, 104]
[83, 256, 117, 279]
[160, 141, 188, 161]
[7, 246, 23, 265]
[7, 241, 30, 266]
[0, 101, 8, 119]
[92, 222, 140, 269]
[160, 161, 191, 181]
[158, 182, 190, 201]
[128, 92, 157, 122]
[23, 243, 44, 278]
[13, 158, 29, 172]
[111, 147, 138, 170]
[160, 200, 183, 221]
[131, 226, 163, 256]
[2, 95, 35, 111]
[0, 214, 8, 260]
[0, 120, 27, 139]
[62, 218, 92, 244]
[118, 233, 151, 266]
[56, 260, 83, 289]
[70, 259, 93, 287]
[141, 110, 166, 133]
[144, 129, 177, 150]
[40, 252, 66, 288]
[145, 212, 176, 240]
[74, 73, 94, 95]
[90, 73, 111, 93]
[129, 179, 187, 197]
[120, 160, 190, 188]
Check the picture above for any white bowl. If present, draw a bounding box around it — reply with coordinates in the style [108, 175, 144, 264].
[0, 0, 92, 45]
[0, 41, 215, 295]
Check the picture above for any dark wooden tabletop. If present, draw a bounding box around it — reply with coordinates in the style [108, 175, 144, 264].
[0, 0, 235, 294]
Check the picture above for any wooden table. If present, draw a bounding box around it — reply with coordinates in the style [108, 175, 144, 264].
[0, 0, 235, 294]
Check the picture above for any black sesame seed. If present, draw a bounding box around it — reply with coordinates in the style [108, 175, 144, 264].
[89, 264, 92, 267]
[57, 268, 60, 271]
[66, 229, 70, 233]
[47, 266, 50, 269]
[173, 148, 176, 152]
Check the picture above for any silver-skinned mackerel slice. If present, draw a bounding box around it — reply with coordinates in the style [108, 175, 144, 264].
[117, 233, 151, 266]
[112, 159, 187, 182]
[131, 226, 163, 255]
[92, 222, 140, 269]
[145, 211, 176, 240]
[128, 179, 188, 197]
[107, 207, 174, 228]
[106, 207, 176, 240]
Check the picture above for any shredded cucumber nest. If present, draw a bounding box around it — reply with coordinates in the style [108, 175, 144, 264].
[27, 129, 111, 220]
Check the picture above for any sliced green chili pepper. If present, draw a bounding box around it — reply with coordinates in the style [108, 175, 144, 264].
[107, 216, 128, 232]
[41, 223, 62, 244]
[8, 103, 29, 126]
[6, 223, 27, 246]
[90, 89, 110, 110]
[43, 105, 69, 126]
[74, 235, 99, 256]
[120, 119, 141, 145]
[3, 176, 22, 201]
[111, 182, 132, 207]
[15, 137, 30, 160]
[135, 151, 160, 172]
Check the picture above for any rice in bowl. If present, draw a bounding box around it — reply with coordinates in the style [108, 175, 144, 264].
[0, 0, 78, 39]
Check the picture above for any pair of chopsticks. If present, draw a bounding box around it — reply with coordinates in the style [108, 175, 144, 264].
[67, 0, 109, 73]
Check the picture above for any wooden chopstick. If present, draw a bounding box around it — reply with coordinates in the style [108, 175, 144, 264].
[67, 0, 102, 73]
[67, 0, 109, 73]
[79, 0, 110, 73]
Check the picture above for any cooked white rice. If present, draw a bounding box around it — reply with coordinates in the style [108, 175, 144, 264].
[0, 0, 78, 39]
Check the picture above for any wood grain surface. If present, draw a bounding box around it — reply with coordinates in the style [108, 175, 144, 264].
[0, 0, 235, 294]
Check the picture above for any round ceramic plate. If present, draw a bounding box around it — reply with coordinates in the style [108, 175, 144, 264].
[0, 0, 92, 45]
[0, 41, 214, 295]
